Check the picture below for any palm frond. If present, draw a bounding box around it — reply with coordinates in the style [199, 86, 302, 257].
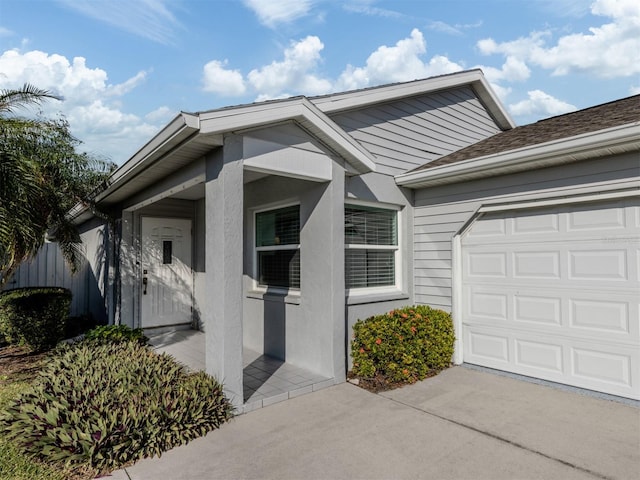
[0, 83, 62, 115]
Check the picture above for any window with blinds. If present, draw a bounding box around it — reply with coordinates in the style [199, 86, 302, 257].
[345, 205, 398, 288]
[255, 205, 300, 289]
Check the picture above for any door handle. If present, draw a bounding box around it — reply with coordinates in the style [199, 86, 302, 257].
[142, 277, 148, 295]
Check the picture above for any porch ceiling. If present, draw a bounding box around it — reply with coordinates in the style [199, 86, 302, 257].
[99, 135, 221, 206]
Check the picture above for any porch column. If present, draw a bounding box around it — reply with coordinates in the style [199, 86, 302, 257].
[204, 135, 244, 407]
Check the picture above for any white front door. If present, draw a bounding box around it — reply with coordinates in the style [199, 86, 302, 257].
[141, 217, 193, 329]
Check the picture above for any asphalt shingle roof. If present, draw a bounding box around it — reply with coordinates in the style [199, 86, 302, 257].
[412, 94, 640, 172]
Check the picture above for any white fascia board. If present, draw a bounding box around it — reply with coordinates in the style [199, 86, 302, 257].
[396, 123, 640, 189]
[312, 70, 515, 131]
[199, 97, 377, 174]
[94, 112, 202, 203]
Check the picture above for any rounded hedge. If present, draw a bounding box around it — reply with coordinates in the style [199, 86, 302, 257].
[351, 305, 455, 384]
[0, 287, 72, 351]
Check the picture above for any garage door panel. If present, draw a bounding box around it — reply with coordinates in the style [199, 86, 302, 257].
[567, 201, 627, 231]
[465, 325, 639, 399]
[571, 347, 632, 387]
[468, 290, 508, 321]
[515, 339, 564, 373]
[513, 251, 560, 279]
[512, 209, 560, 235]
[569, 298, 630, 334]
[465, 329, 509, 363]
[461, 198, 640, 399]
[514, 295, 562, 325]
[465, 252, 507, 277]
[465, 285, 637, 342]
[568, 249, 628, 281]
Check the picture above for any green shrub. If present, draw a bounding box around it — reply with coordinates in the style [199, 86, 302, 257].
[0, 288, 72, 352]
[84, 324, 148, 345]
[0, 341, 233, 471]
[351, 305, 455, 384]
[64, 314, 98, 339]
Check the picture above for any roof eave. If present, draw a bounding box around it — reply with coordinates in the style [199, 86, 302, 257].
[199, 97, 377, 174]
[395, 122, 640, 189]
[94, 112, 202, 203]
[312, 69, 515, 131]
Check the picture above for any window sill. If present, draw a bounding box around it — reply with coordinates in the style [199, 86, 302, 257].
[346, 289, 410, 306]
[246, 289, 301, 305]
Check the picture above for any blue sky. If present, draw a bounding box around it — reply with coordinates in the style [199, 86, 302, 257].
[1, 0, 638, 165]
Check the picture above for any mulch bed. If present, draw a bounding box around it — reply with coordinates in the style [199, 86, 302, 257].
[0, 344, 47, 385]
[347, 370, 440, 393]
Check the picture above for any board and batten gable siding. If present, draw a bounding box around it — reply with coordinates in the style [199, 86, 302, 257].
[3, 218, 110, 321]
[412, 151, 640, 311]
[329, 86, 502, 176]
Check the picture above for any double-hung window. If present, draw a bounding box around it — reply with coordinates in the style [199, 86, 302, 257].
[345, 204, 398, 289]
[255, 205, 300, 289]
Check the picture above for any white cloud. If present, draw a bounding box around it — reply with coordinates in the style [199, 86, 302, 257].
[0, 27, 13, 37]
[201, 29, 464, 101]
[0, 48, 162, 163]
[427, 21, 463, 36]
[247, 36, 332, 97]
[478, 56, 531, 91]
[337, 29, 463, 90]
[145, 106, 176, 123]
[427, 19, 483, 36]
[342, 1, 404, 19]
[243, 0, 315, 28]
[477, 0, 640, 78]
[630, 85, 640, 95]
[202, 60, 246, 96]
[488, 82, 512, 102]
[508, 90, 577, 117]
[57, 0, 181, 44]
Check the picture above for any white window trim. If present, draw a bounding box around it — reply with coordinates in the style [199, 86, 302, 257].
[345, 201, 403, 296]
[251, 201, 301, 295]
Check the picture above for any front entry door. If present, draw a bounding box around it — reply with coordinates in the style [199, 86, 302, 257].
[141, 217, 193, 328]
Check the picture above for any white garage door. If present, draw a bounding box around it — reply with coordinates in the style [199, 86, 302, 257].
[461, 198, 639, 400]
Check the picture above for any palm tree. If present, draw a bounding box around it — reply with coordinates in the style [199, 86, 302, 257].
[0, 84, 114, 289]
[0, 83, 61, 114]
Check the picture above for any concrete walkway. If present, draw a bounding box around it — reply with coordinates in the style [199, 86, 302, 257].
[107, 366, 639, 480]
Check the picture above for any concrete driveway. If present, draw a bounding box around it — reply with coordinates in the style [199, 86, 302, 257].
[108, 366, 640, 480]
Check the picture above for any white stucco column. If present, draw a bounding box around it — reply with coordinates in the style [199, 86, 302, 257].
[204, 135, 244, 407]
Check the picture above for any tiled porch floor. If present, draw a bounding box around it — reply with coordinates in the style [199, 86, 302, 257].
[147, 329, 334, 412]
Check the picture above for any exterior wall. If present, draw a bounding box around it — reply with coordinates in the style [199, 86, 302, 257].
[413, 152, 640, 311]
[3, 218, 110, 321]
[118, 198, 197, 328]
[329, 86, 502, 176]
[243, 165, 346, 380]
[344, 172, 415, 368]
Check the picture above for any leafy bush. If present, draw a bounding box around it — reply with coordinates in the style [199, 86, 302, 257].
[0, 341, 233, 471]
[64, 314, 99, 339]
[0, 288, 72, 351]
[351, 305, 455, 384]
[84, 324, 147, 345]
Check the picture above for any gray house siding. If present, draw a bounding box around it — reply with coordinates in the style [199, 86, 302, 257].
[412, 152, 640, 311]
[329, 86, 502, 176]
[3, 218, 110, 321]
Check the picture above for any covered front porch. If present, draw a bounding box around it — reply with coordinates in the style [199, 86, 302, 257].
[148, 329, 335, 413]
